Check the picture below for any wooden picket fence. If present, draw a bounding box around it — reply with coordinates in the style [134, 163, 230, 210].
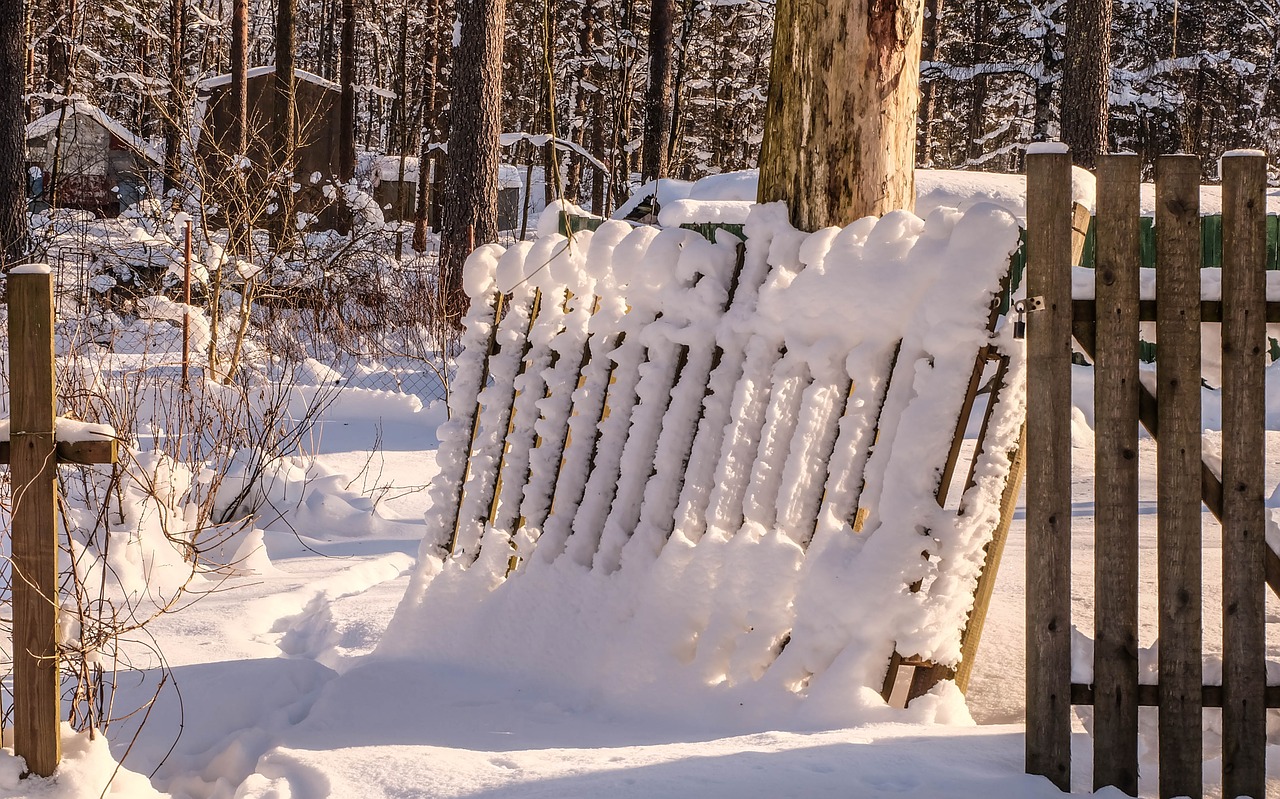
[1026, 150, 1276, 799]
[426, 206, 1030, 712]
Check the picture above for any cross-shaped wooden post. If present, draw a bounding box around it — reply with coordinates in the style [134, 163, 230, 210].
[6, 267, 116, 778]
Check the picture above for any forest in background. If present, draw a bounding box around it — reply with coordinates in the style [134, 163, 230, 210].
[21, 0, 1280, 220]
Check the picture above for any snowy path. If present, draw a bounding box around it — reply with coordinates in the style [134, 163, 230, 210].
[81, 401, 1280, 799]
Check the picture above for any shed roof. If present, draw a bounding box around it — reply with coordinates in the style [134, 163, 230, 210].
[25, 102, 164, 165]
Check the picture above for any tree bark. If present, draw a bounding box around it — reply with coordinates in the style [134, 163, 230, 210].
[226, 0, 248, 254]
[413, 0, 447, 251]
[273, 0, 297, 244]
[1032, 1, 1060, 141]
[641, 0, 676, 182]
[438, 0, 507, 321]
[164, 0, 186, 197]
[0, 0, 27, 270]
[758, 0, 926, 229]
[1060, 0, 1111, 168]
[338, 0, 357, 182]
[917, 0, 943, 166]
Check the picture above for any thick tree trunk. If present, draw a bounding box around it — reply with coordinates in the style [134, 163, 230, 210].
[438, 0, 506, 321]
[1060, 0, 1111, 168]
[0, 0, 27, 270]
[338, 0, 357, 182]
[640, 0, 676, 182]
[758, 0, 926, 229]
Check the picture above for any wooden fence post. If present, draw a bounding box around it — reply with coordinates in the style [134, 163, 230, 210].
[1091, 153, 1141, 796]
[1025, 148, 1074, 792]
[1154, 154, 1203, 799]
[9, 267, 61, 778]
[1220, 151, 1267, 799]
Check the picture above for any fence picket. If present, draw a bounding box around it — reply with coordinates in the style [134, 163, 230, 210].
[1025, 149, 1074, 792]
[1154, 154, 1203, 799]
[1220, 152, 1268, 799]
[1092, 153, 1141, 796]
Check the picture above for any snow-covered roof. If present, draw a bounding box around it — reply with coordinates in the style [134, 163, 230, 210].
[25, 102, 164, 165]
[198, 65, 341, 93]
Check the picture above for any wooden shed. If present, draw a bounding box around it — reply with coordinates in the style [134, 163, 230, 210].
[25, 102, 161, 217]
[196, 66, 348, 231]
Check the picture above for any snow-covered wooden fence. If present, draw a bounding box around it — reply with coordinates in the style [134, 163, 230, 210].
[1026, 150, 1276, 799]
[393, 201, 1028, 726]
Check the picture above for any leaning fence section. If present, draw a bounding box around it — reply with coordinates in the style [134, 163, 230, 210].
[1026, 149, 1274, 799]
[405, 202, 1032, 719]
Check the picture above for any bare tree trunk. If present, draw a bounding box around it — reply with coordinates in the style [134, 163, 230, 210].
[965, 0, 989, 166]
[917, 0, 943, 166]
[413, 0, 445, 251]
[1032, 1, 1060, 141]
[541, 0, 557, 207]
[564, 0, 593, 203]
[640, 0, 676, 182]
[1061, 0, 1111, 168]
[439, 0, 507, 321]
[758, 0, 926, 229]
[0, 0, 26, 270]
[338, 0, 357, 182]
[273, 0, 297, 245]
[164, 0, 186, 197]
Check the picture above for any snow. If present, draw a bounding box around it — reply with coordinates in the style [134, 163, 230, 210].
[623, 168, 1099, 226]
[1026, 141, 1071, 154]
[13, 174, 1280, 799]
[8, 263, 52, 274]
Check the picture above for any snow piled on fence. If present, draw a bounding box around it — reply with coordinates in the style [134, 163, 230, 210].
[382, 200, 1024, 731]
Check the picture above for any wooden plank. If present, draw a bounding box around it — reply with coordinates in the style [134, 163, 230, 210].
[0, 439, 117, 466]
[9, 269, 62, 778]
[1024, 150, 1073, 792]
[1091, 153, 1141, 797]
[1154, 154, 1202, 799]
[1219, 151, 1267, 799]
[1072, 682, 1280, 708]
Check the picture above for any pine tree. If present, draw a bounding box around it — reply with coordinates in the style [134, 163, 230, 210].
[1061, 0, 1112, 166]
[439, 0, 508, 319]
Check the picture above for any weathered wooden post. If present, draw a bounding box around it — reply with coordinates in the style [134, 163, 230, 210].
[9, 266, 60, 777]
[6, 267, 117, 778]
[1025, 146, 1074, 792]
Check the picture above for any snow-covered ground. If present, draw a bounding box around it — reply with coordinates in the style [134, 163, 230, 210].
[0, 366, 1275, 798]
